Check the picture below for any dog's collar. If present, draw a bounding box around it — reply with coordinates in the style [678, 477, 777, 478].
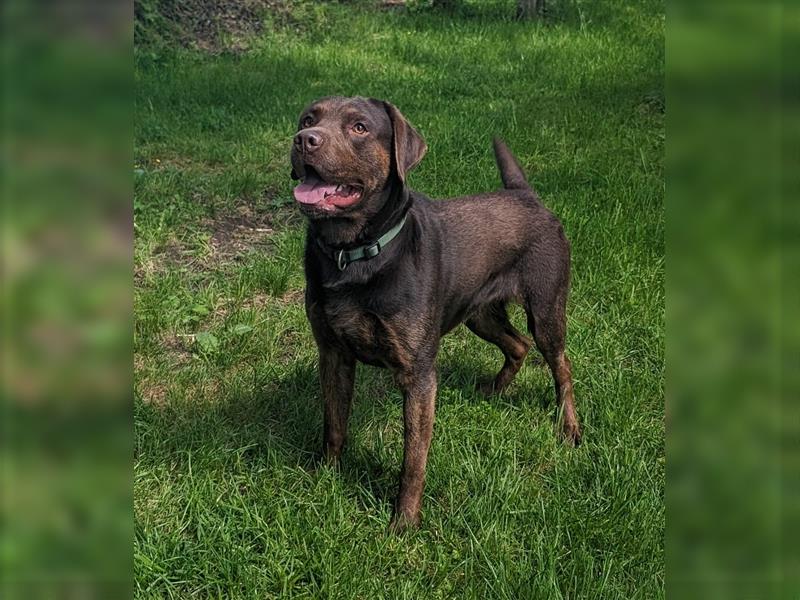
[316, 212, 408, 271]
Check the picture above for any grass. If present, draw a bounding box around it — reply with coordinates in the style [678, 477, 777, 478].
[134, 1, 664, 597]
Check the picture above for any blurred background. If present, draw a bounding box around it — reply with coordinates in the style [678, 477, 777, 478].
[667, 1, 798, 598]
[1, 0, 796, 598]
[2, 0, 133, 598]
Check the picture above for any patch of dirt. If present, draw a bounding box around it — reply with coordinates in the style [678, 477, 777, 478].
[137, 379, 170, 406]
[137, 0, 305, 54]
[278, 287, 304, 305]
[135, 234, 193, 283]
[134, 353, 171, 406]
[203, 196, 303, 266]
[136, 197, 301, 280]
[238, 289, 304, 313]
[161, 332, 195, 365]
[135, 334, 196, 405]
[203, 203, 277, 263]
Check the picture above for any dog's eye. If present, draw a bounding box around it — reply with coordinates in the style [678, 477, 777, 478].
[301, 116, 314, 128]
[353, 122, 367, 134]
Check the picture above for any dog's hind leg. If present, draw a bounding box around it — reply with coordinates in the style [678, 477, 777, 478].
[466, 302, 532, 395]
[524, 294, 581, 445]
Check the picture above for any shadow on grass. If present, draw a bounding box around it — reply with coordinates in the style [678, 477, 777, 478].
[135, 360, 399, 504]
[135, 345, 558, 508]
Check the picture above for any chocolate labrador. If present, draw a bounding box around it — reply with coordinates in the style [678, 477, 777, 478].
[290, 96, 580, 531]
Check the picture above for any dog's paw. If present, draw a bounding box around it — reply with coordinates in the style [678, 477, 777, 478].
[388, 512, 420, 534]
[562, 421, 582, 447]
[476, 379, 497, 396]
[310, 449, 342, 472]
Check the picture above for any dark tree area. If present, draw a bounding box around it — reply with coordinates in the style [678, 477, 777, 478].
[516, 0, 545, 19]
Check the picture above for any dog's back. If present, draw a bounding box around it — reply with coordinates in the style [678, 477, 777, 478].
[425, 141, 570, 313]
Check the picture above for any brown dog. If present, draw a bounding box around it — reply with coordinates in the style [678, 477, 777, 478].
[290, 96, 580, 531]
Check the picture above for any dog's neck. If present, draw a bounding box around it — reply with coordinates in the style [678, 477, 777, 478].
[309, 180, 411, 249]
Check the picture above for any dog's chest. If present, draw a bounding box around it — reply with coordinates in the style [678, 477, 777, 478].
[323, 298, 414, 370]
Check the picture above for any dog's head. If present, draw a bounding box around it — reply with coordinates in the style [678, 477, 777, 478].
[290, 96, 426, 219]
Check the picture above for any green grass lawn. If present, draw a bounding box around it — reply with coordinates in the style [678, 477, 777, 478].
[134, 1, 664, 597]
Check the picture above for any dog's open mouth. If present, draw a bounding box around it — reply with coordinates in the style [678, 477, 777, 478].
[293, 167, 362, 209]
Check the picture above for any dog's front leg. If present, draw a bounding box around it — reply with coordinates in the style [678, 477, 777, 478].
[319, 346, 355, 463]
[390, 367, 437, 532]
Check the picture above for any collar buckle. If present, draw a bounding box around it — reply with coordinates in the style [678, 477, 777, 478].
[336, 249, 348, 271]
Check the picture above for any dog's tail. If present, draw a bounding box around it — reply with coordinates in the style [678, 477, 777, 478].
[492, 137, 530, 191]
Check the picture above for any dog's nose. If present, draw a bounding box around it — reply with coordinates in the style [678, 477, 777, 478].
[294, 130, 324, 154]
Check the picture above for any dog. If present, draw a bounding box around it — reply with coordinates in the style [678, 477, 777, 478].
[290, 96, 580, 531]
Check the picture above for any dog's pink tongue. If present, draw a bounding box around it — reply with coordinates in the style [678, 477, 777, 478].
[293, 176, 338, 205]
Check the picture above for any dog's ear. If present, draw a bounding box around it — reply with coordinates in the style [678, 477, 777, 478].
[383, 101, 427, 184]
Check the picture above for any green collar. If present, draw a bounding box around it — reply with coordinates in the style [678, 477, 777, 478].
[316, 213, 408, 271]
